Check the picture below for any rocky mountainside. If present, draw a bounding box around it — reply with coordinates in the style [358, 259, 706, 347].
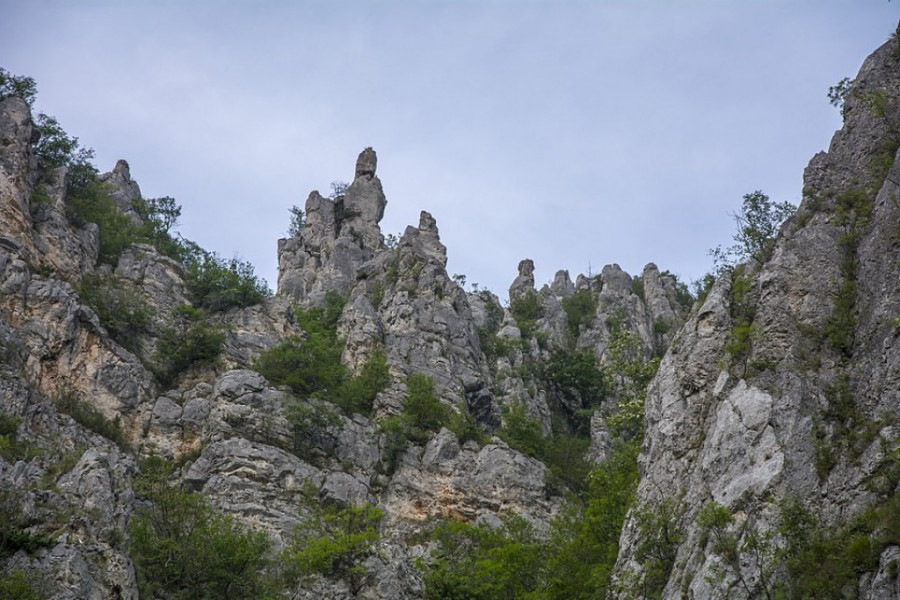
[0, 68, 687, 598]
[612, 30, 900, 599]
[3, 25, 897, 600]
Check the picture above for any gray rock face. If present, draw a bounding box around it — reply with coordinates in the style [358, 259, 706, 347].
[508, 258, 535, 303]
[0, 96, 99, 279]
[0, 96, 38, 260]
[382, 429, 559, 534]
[98, 160, 143, 222]
[277, 148, 387, 306]
[612, 33, 900, 599]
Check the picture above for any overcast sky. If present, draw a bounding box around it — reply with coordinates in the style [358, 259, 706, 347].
[2, 1, 898, 300]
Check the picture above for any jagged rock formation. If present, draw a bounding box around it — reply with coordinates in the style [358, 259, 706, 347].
[613, 32, 900, 599]
[12, 26, 895, 597]
[2, 83, 689, 597]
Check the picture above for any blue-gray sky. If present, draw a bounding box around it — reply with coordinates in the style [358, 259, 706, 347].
[1, 1, 897, 300]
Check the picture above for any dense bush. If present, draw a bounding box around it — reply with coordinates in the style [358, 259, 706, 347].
[423, 515, 545, 600]
[55, 393, 129, 450]
[183, 248, 270, 313]
[155, 305, 225, 386]
[0, 488, 53, 558]
[129, 458, 273, 600]
[510, 291, 541, 340]
[380, 374, 454, 472]
[254, 293, 390, 417]
[0, 569, 47, 600]
[66, 169, 139, 265]
[632, 498, 684, 598]
[253, 335, 344, 398]
[421, 438, 640, 600]
[0, 68, 37, 105]
[282, 501, 383, 595]
[561, 289, 597, 340]
[711, 190, 796, 270]
[545, 347, 607, 413]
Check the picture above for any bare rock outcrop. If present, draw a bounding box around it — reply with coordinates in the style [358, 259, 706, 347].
[277, 147, 386, 306]
[612, 32, 900, 599]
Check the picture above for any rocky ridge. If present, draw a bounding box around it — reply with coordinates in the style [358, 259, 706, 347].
[0, 83, 686, 599]
[612, 31, 900, 599]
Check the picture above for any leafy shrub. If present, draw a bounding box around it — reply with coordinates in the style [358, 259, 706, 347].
[288, 205, 306, 236]
[255, 292, 389, 417]
[634, 498, 684, 598]
[66, 169, 139, 265]
[498, 402, 591, 494]
[401, 374, 449, 436]
[510, 291, 541, 340]
[282, 501, 382, 594]
[0, 569, 47, 600]
[183, 249, 270, 313]
[0, 412, 35, 463]
[710, 190, 795, 271]
[55, 393, 129, 450]
[77, 274, 153, 353]
[129, 457, 273, 600]
[812, 374, 881, 481]
[422, 436, 641, 600]
[378, 373, 463, 472]
[498, 402, 547, 459]
[254, 335, 344, 399]
[827, 77, 854, 109]
[724, 268, 757, 365]
[821, 187, 873, 357]
[478, 327, 517, 363]
[131, 195, 188, 260]
[422, 515, 545, 600]
[333, 352, 391, 416]
[0, 68, 37, 105]
[546, 347, 607, 413]
[0, 489, 53, 558]
[155, 305, 225, 386]
[632, 276, 644, 300]
[561, 289, 597, 340]
[545, 438, 639, 599]
[33, 113, 93, 174]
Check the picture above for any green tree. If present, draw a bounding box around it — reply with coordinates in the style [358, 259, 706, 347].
[129, 458, 272, 600]
[546, 347, 607, 414]
[510, 291, 541, 340]
[283, 502, 383, 594]
[422, 515, 545, 600]
[0, 569, 47, 600]
[155, 305, 225, 385]
[183, 249, 270, 312]
[288, 205, 305, 236]
[561, 289, 597, 340]
[712, 191, 795, 270]
[827, 77, 854, 109]
[543, 439, 640, 599]
[0, 68, 37, 105]
[254, 293, 390, 417]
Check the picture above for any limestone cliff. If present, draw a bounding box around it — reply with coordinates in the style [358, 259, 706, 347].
[612, 31, 900, 599]
[0, 81, 685, 599]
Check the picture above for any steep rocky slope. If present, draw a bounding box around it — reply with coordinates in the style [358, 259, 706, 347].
[0, 76, 686, 598]
[613, 30, 900, 599]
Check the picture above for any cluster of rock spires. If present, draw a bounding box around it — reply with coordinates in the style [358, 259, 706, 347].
[0, 28, 899, 599]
